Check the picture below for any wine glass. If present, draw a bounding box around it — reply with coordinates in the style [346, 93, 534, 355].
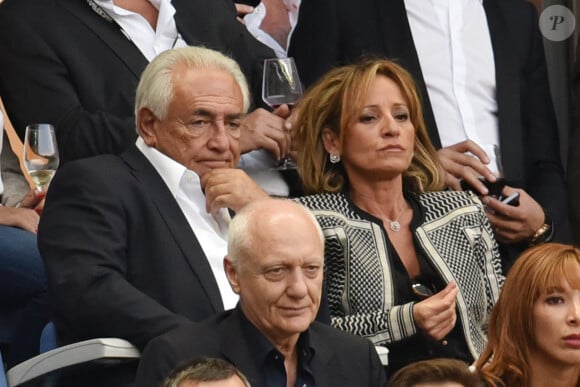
[262, 57, 303, 170]
[23, 123, 59, 194]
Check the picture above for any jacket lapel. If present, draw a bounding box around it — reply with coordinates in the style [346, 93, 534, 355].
[307, 324, 343, 385]
[57, 0, 148, 79]
[121, 146, 224, 312]
[171, 0, 205, 47]
[482, 0, 524, 183]
[376, 0, 441, 148]
[220, 310, 264, 385]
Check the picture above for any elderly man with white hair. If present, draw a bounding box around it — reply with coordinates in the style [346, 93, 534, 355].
[136, 198, 387, 387]
[38, 46, 270, 386]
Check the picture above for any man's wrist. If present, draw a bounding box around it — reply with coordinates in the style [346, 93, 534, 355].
[529, 210, 554, 246]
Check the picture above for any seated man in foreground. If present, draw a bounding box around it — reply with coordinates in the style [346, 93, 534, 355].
[37, 46, 268, 384]
[135, 199, 387, 387]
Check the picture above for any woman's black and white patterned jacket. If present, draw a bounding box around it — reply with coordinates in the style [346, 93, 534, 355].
[297, 190, 504, 360]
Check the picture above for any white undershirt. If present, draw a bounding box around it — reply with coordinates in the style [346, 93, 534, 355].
[405, 0, 501, 174]
[136, 137, 239, 310]
[244, 0, 301, 58]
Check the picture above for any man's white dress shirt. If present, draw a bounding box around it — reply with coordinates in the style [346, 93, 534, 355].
[244, 0, 301, 58]
[94, 0, 187, 61]
[136, 137, 239, 309]
[405, 0, 501, 174]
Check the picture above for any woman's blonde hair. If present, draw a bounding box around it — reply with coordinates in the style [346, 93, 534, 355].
[293, 58, 445, 194]
[476, 243, 580, 387]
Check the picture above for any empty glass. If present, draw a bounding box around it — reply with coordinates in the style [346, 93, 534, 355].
[262, 57, 303, 170]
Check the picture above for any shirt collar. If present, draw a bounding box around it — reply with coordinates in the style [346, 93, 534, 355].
[135, 136, 192, 198]
[93, 0, 164, 16]
[237, 305, 314, 365]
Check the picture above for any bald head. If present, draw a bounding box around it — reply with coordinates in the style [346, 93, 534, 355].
[224, 199, 325, 344]
[227, 199, 324, 267]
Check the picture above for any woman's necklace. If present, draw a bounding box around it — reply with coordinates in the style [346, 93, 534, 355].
[385, 204, 406, 232]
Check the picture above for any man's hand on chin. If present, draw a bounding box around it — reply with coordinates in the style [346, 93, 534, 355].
[201, 168, 270, 213]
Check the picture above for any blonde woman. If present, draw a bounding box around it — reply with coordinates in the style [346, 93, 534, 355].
[293, 58, 504, 374]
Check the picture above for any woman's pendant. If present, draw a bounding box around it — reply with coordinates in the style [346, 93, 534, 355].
[390, 221, 401, 232]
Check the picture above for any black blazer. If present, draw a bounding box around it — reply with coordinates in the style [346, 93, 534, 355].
[38, 146, 224, 350]
[568, 40, 580, 245]
[289, 0, 569, 251]
[0, 0, 273, 162]
[135, 308, 387, 387]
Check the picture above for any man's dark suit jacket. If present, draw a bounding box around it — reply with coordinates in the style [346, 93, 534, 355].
[569, 39, 580, 245]
[135, 307, 387, 387]
[38, 145, 224, 350]
[0, 0, 273, 162]
[289, 0, 569, 266]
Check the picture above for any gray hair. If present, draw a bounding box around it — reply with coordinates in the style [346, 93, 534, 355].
[135, 46, 251, 125]
[227, 199, 325, 267]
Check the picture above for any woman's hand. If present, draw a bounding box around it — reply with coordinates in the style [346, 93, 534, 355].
[0, 189, 46, 232]
[412, 282, 458, 341]
[0, 206, 40, 233]
[19, 189, 46, 213]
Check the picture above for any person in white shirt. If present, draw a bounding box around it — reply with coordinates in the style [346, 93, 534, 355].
[0, 0, 294, 197]
[98, 0, 294, 196]
[289, 0, 569, 271]
[37, 46, 269, 386]
[235, 0, 301, 58]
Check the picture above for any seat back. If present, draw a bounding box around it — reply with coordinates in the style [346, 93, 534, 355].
[0, 351, 8, 387]
[39, 323, 57, 354]
[0, 312, 18, 346]
[6, 323, 140, 387]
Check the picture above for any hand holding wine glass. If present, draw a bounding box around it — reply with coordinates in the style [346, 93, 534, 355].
[262, 57, 303, 169]
[23, 123, 59, 194]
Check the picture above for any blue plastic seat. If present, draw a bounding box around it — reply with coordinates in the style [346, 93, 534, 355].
[0, 351, 8, 387]
[38, 323, 57, 354]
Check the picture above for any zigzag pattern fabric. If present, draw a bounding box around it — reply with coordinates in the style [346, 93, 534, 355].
[297, 190, 504, 360]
